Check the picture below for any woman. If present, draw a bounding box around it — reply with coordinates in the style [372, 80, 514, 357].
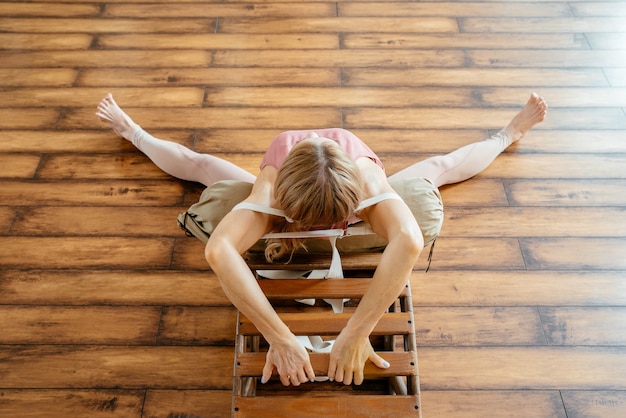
[96, 93, 547, 387]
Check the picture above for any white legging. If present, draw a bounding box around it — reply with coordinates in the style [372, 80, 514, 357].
[129, 127, 513, 188]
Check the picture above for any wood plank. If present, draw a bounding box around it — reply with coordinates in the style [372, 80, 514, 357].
[11, 206, 184, 236]
[522, 238, 626, 270]
[233, 396, 420, 418]
[570, 2, 626, 17]
[158, 306, 237, 345]
[414, 307, 546, 346]
[586, 33, 626, 50]
[0, 33, 93, 50]
[0, 390, 144, 418]
[561, 391, 626, 418]
[0, 237, 174, 269]
[412, 270, 626, 307]
[342, 33, 588, 50]
[0, 17, 215, 33]
[0, 180, 184, 206]
[382, 153, 626, 179]
[338, 2, 571, 17]
[203, 87, 478, 107]
[143, 390, 231, 418]
[342, 68, 608, 87]
[37, 154, 172, 179]
[98, 33, 339, 50]
[0, 68, 78, 87]
[468, 50, 626, 68]
[481, 87, 626, 107]
[0, 2, 100, 17]
[197, 129, 489, 154]
[604, 69, 626, 86]
[442, 207, 626, 237]
[105, 2, 337, 18]
[236, 352, 417, 378]
[0, 109, 59, 129]
[438, 179, 509, 206]
[0, 270, 230, 306]
[0, 154, 40, 178]
[0, 306, 161, 345]
[0, 87, 204, 108]
[212, 49, 466, 68]
[60, 107, 342, 130]
[77, 68, 340, 87]
[239, 311, 413, 336]
[218, 17, 458, 33]
[508, 130, 626, 154]
[257, 278, 409, 299]
[0, 346, 233, 389]
[0, 51, 212, 68]
[418, 347, 626, 390]
[506, 180, 626, 206]
[344, 107, 626, 130]
[0, 130, 193, 153]
[421, 390, 567, 418]
[460, 17, 626, 33]
[0, 206, 16, 233]
[540, 307, 626, 346]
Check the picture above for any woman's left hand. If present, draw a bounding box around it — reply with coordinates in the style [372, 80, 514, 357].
[327, 328, 389, 385]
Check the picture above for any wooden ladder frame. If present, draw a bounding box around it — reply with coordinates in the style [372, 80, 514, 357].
[232, 252, 422, 418]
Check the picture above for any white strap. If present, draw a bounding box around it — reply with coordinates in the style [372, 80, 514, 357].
[355, 192, 402, 212]
[232, 201, 294, 223]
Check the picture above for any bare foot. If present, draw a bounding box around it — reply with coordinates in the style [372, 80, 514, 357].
[504, 93, 548, 142]
[96, 93, 140, 141]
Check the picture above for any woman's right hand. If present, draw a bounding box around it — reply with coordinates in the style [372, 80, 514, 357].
[261, 335, 316, 386]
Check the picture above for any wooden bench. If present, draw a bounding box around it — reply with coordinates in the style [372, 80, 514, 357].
[231, 252, 422, 418]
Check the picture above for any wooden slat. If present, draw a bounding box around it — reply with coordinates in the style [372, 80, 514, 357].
[0, 109, 59, 129]
[342, 68, 608, 87]
[0, 18, 215, 33]
[203, 87, 478, 107]
[0, 306, 161, 345]
[0, 206, 16, 233]
[235, 352, 417, 378]
[0, 87, 204, 108]
[481, 87, 626, 107]
[0, 2, 100, 17]
[0, 237, 174, 269]
[0, 154, 40, 178]
[561, 391, 626, 418]
[0, 33, 93, 50]
[257, 278, 409, 299]
[0, 68, 78, 87]
[158, 306, 237, 345]
[238, 311, 413, 336]
[0, 346, 233, 389]
[0, 270, 230, 306]
[245, 251, 382, 271]
[540, 307, 626, 346]
[104, 2, 337, 18]
[212, 49, 466, 68]
[0, 51, 212, 68]
[442, 207, 626, 237]
[99, 33, 339, 50]
[460, 17, 626, 33]
[421, 390, 567, 418]
[0, 390, 144, 418]
[233, 395, 419, 418]
[0, 130, 193, 152]
[412, 270, 626, 307]
[506, 179, 626, 206]
[342, 33, 588, 50]
[0, 180, 184, 206]
[37, 154, 173, 179]
[218, 17, 459, 33]
[604, 69, 626, 86]
[60, 107, 342, 130]
[143, 390, 232, 418]
[521, 238, 626, 270]
[414, 307, 546, 346]
[438, 179, 509, 206]
[586, 33, 626, 50]
[11, 207, 184, 236]
[468, 50, 626, 68]
[338, 2, 571, 17]
[77, 68, 340, 87]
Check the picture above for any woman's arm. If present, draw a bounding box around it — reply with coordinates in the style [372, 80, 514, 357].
[204, 167, 315, 386]
[327, 159, 424, 385]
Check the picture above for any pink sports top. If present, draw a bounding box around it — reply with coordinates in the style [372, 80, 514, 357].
[260, 128, 384, 171]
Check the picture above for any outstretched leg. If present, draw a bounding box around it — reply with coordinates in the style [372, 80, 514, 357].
[96, 94, 256, 186]
[388, 93, 548, 187]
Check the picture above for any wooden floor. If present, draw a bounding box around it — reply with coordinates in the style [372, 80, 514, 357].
[1, 0, 626, 417]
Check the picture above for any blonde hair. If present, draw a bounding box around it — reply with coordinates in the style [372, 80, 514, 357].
[265, 139, 362, 262]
